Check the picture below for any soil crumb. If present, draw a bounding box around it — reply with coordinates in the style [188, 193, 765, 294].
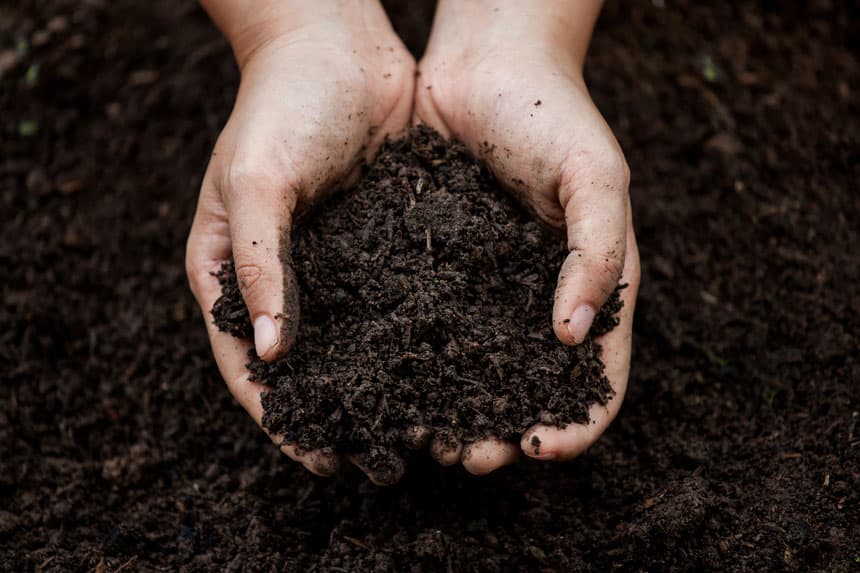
[213, 126, 623, 460]
[4, 1, 858, 570]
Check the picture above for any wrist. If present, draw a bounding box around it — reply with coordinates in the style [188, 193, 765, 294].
[429, 0, 602, 72]
[200, 0, 387, 71]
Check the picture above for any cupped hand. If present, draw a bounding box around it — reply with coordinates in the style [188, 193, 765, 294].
[413, 0, 641, 474]
[186, 0, 415, 484]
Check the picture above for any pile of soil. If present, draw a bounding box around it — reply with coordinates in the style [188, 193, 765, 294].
[212, 127, 623, 467]
[1, 1, 857, 571]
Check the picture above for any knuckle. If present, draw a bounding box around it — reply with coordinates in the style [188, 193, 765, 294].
[226, 160, 277, 197]
[585, 244, 624, 280]
[568, 247, 625, 299]
[591, 152, 630, 192]
[225, 154, 301, 214]
[231, 247, 281, 310]
[234, 261, 266, 294]
[571, 148, 630, 194]
[601, 252, 625, 282]
[531, 199, 566, 231]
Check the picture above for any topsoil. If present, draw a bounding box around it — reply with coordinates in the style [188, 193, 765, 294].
[212, 126, 623, 476]
[1, 1, 858, 571]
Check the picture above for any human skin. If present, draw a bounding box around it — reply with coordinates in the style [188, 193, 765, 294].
[186, 0, 415, 484]
[187, 0, 639, 483]
[413, 0, 640, 474]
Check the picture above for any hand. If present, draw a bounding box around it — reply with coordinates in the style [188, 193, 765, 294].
[186, 0, 414, 483]
[414, 0, 641, 474]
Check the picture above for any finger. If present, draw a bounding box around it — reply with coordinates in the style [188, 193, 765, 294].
[283, 445, 341, 478]
[215, 340, 339, 477]
[349, 448, 406, 486]
[212, 337, 339, 476]
[186, 174, 271, 416]
[187, 180, 336, 476]
[552, 149, 630, 345]
[206, 325, 338, 476]
[430, 430, 463, 466]
[224, 165, 300, 362]
[461, 438, 519, 476]
[523, 215, 640, 460]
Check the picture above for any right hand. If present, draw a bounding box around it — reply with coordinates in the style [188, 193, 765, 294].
[413, 0, 640, 475]
[185, 0, 414, 483]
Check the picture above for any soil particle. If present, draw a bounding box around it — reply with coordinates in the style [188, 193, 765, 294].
[2, 1, 857, 571]
[530, 435, 542, 455]
[212, 261, 253, 339]
[212, 127, 624, 464]
[0, 512, 19, 539]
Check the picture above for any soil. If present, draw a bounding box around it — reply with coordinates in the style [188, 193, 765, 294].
[1, 1, 858, 572]
[211, 126, 624, 470]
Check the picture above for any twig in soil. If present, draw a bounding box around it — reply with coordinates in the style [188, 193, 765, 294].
[407, 182, 417, 208]
[458, 376, 492, 396]
[371, 393, 388, 431]
[116, 556, 138, 572]
[343, 535, 372, 551]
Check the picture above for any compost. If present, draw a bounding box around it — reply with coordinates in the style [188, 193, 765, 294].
[1, 1, 857, 571]
[212, 126, 623, 473]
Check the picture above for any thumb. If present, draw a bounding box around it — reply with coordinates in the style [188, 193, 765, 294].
[227, 172, 300, 362]
[552, 152, 629, 345]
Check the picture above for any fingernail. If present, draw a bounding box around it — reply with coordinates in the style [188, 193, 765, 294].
[567, 304, 595, 344]
[254, 314, 279, 358]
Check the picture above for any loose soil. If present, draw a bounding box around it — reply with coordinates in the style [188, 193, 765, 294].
[212, 126, 623, 472]
[1, 1, 858, 571]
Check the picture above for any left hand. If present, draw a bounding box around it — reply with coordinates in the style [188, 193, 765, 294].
[413, 0, 641, 474]
[187, 0, 416, 484]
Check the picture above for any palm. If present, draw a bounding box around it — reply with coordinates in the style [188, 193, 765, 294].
[187, 22, 415, 483]
[414, 46, 640, 471]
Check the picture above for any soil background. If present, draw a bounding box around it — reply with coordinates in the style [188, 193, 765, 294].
[1, 1, 858, 571]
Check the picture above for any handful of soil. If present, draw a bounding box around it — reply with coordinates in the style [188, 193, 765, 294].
[212, 126, 622, 467]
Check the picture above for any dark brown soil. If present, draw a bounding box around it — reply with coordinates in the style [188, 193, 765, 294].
[1, 1, 858, 572]
[212, 126, 623, 467]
